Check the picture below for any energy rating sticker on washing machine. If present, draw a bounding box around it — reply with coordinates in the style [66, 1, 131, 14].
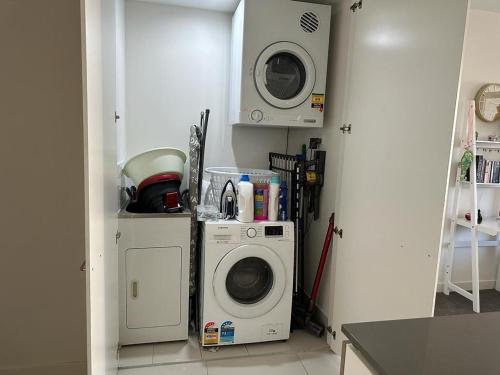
[220, 321, 235, 344]
[311, 93, 324, 112]
[203, 321, 219, 345]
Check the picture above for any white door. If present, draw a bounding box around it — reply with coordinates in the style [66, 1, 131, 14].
[213, 244, 287, 319]
[329, 0, 469, 353]
[82, 0, 119, 373]
[254, 42, 316, 109]
[126, 247, 182, 328]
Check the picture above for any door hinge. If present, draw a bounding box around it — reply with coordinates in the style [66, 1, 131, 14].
[350, 0, 363, 12]
[333, 226, 343, 238]
[115, 231, 121, 244]
[340, 124, 351, 134]
[114, 111, 120, 123]
[327, 326, 336, 339]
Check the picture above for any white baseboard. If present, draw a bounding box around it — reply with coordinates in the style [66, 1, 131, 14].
[0, 362, 86, 375]
[436, 279, 497, 292]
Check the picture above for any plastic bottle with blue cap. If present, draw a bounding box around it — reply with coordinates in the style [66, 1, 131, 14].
[236, 174, 254, 223]
[268, 175, 280, 221]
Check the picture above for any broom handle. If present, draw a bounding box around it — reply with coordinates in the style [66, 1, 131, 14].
[308, 212, 335, 313]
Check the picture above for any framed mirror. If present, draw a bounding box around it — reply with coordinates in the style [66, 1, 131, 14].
[475, 83, 500, 122]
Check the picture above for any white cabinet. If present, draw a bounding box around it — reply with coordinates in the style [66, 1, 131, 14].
[119, 214, 190, 345]
[342, 344, 378, 375]
[328, 0, 469, 354]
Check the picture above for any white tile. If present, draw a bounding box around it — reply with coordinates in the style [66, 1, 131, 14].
[245, 329, 328, 356]
[201, 344, 248, 360]
[119, 361, 207, 375]
[119, 344, 154, 367]
[206, 353, 307, 375]
[153, 336, 202, 364]
[298, 348, 342, 375]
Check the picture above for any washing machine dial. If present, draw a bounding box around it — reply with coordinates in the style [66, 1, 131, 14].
[250, 109, 263, 122]
[246, 227, 257, 238]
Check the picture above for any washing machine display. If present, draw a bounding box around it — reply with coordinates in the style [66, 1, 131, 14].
[264, 225, 283, 237]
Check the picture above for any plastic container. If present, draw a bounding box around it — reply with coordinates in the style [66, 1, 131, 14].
[205, 167, 277, 208]
[122, 147, 186, 186]
[254, 188, 266, 220]
[268, 175, 280, 221]
[236, 174, 254, 223]
[254, 183, 269, 220]
[278, 181, 288, 221]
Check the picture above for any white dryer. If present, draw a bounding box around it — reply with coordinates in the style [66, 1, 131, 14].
[199, 220, 294, 346]
[229, 0, 331, 128]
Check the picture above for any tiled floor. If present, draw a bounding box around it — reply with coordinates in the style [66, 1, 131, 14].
[118, 329, 341, 375]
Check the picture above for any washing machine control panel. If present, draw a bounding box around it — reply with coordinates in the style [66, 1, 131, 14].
[206, 221, 293, 243]
[240, 223, 292, 241]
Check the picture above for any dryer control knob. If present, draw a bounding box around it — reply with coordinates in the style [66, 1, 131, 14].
[250, 109, 263, 122]
[246, 227, 257, 238]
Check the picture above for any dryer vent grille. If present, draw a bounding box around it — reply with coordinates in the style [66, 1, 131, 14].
[300, 12, 319, 33]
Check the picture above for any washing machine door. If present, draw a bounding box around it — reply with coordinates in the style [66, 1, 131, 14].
[254, 41, 316, 109]
[213, 244, 287, 319]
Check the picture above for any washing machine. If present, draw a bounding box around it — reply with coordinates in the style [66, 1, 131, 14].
[229, 0, 331, 128]
[199, 220, 294, 346]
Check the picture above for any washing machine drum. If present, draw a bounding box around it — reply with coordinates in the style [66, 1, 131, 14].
[254, 41, 316, 109]
[213, 244, 287, 319]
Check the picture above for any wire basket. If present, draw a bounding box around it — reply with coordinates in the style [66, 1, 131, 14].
[205, 167, 278, 207]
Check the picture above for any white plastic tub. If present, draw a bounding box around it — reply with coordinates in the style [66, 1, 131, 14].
[122, 147, 187, 185]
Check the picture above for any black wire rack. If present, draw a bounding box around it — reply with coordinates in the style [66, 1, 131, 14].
[269, 152, 305, 296]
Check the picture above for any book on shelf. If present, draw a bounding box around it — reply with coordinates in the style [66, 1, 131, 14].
[473, 155, 500, 184]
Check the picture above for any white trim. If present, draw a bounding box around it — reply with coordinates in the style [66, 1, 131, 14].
[213, 244, 286, 319]
[254, 41, 316, 109]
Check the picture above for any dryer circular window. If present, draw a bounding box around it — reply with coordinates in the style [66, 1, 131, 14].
[254, 41, 316, 109]
[213, 244, 286, 319]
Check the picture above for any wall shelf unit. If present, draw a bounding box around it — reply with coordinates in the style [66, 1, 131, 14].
[443, 100, 500, 313]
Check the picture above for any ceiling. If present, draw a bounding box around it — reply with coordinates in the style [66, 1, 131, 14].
[135, 0, 340, 13]
[471, 0, 500, 12]
[134, 0, 240, 12]
[135, 0, 500, 14]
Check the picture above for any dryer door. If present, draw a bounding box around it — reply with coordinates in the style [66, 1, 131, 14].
[213, 244, 287, 319]
[254, 41, 316, 109]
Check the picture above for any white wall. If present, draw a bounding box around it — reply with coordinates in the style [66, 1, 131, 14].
[124, 0, 288, 172]
[439, 9, 500, 291]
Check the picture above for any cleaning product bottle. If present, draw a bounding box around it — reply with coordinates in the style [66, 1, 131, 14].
[237, 174, 254, 223]
[268, 176, 280, 221]
[278, 180, 288, 221]
[254, 188, 265, 220]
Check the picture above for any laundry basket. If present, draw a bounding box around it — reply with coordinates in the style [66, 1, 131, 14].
[205, 167, 278, 207]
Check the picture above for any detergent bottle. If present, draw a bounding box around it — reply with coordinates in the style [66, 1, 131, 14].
[236, 174, 254, 223]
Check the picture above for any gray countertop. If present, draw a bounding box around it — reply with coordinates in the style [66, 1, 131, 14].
[342, 312, 500, 375]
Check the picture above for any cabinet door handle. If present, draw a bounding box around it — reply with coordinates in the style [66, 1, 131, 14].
[132, 281, 138, 299]
[80, 260, 86, 272]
